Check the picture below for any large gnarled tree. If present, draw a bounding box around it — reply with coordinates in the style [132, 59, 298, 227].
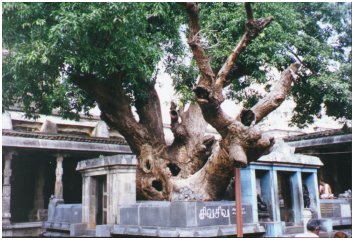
[3, 2, 351, 200]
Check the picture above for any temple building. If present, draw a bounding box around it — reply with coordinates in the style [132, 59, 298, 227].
[2, 110, 131, 236]
[2, 109, 352, 237]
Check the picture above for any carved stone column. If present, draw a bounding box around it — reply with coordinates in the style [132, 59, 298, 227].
[47, 154, 66, 222]
[2, 151, 15, 225]
[54, 154, 64, 200]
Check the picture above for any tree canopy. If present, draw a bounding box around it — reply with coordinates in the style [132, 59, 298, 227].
[3, 2, 351, 125]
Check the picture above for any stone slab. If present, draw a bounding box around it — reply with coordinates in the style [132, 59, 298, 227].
[54, 204, 82, 223]
[331, 217, 352, 226]
[60, 223, 69, 231]
[43, 222, 52, 228]
[157, 228, 180, 237]
[124, 226, 141, 235]
[288, 134, 352, 149]
[3, 135, 132, 154]
[139, 202, 171, 227]
[178, 228, 197, 237]
[119, 205, 139, 225]
[96, 224, 113, 237]
[217, 226, 236, 236]
[321, 203, 343, 218]
[119, 201, 253, 228]
[112, 225, 125, 235]
[193, 227, 219, 237]
[77, 154, 136, 171]
[139, 227, 158, 236]
[170, 201, 197, 227]
[69, 223, 87, 237]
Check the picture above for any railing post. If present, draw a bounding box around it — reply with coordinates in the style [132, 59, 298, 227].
[235, 168, 243, 237]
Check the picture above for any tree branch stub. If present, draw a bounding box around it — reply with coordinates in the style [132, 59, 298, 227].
[244, 2, 254, 21]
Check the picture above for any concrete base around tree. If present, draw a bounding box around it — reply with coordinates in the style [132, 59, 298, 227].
[41, 200, 265, 237]
[39, 199, 352, 237]
[110, 200, 264, 237]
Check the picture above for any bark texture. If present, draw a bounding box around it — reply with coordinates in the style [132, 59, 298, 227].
[72, 2, 300, 201]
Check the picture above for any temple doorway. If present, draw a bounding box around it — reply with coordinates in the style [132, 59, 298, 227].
[95, 175, 107, 225]
[277, 171, 294, 225]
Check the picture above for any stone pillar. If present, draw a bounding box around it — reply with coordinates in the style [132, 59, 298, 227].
[2, 151, 15, 225]
[81, 176, 92, 227]
[270, 169, 281, 222]
[262, 169, 284, 237]
[47, 155, 65, 222]
[54, 155, 64, 200]
[303, 172, 321, 218]
[290, 171, 302, 225]
[240, 167, 258, 223]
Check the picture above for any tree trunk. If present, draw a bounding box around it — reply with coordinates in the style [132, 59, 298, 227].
[71, 2, 300, 201]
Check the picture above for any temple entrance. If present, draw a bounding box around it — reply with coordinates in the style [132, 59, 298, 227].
[10, 153, 55, 223]
[277, 171, 294, 225]
[95, 175, 107, 225]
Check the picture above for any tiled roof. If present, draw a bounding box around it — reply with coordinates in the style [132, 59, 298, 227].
[284, 128, 351, 142]
[2, 129, 127, 145]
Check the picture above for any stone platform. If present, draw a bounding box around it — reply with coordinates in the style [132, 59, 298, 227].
[320, 198, 352, 226]
[111, 201, 265, 237]
[43, 203, 83, 237]
[2, 222, 44, 237]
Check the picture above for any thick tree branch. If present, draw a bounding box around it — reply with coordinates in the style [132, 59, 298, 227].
[70, 72, 150, 154]
[181, 2, 215, 86]
[251, 63, 301, 123]
[193, 85, 233, 136]
[215, 3, 273, 92]
[135, 82, 166, 145]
